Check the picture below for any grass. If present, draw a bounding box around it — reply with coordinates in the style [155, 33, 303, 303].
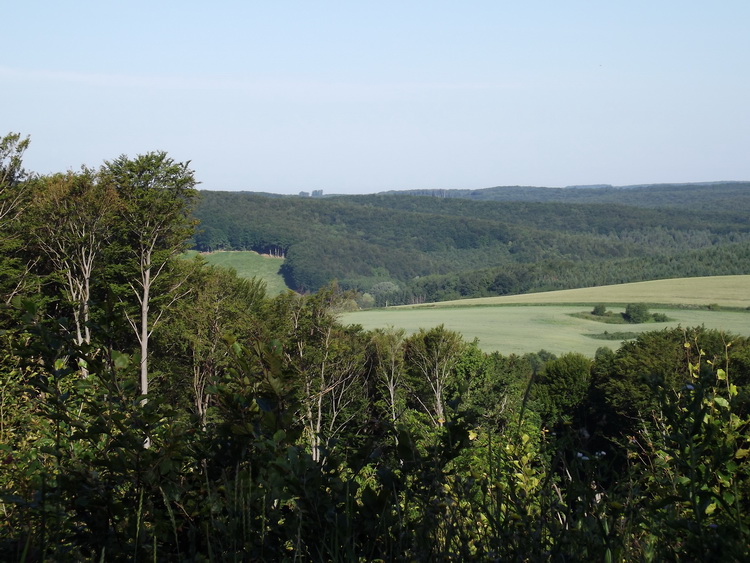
[184, 250, 290, 295]
[342, 276, 750, 357]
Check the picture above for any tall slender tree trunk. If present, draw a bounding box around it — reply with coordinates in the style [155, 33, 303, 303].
[140, 263, 151, 402]
[140, 261, 151, 449]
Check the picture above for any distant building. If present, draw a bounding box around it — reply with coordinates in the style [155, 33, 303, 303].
[311, 189, 324, 197]
[298, 191, 310, 197]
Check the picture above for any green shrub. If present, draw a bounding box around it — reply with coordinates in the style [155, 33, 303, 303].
[624, 302, 651, 323]
[533, 352, 592, 426]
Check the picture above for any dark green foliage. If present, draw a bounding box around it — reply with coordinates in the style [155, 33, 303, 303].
[153, 257, 268, 423]
[588, 327, 750, 438]
[5, 270, 750, 562]
[624, 340, 750, 560]
[192, 188, 750, 302]
[534, 352, 592, 426]
[3, 134, 750, 561]
[461, 348, 534, 431]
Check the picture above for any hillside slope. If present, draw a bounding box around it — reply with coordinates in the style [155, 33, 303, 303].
[407, 274, 750, 309]
[192, 184, 750, 304]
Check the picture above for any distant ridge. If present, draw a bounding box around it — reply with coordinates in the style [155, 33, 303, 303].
[376, 181, 750, 209]
[565, 181, 748, 190]
[614, 180, 749, 189]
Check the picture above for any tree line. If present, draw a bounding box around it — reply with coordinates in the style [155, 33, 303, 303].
[385, 181, 750, 216]
[1, 132, 749, 559]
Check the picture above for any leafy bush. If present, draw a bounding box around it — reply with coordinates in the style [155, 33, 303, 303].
[624, 302, 651, 323]
[533, 352, 592, 426]
[627, 339, 750, 559]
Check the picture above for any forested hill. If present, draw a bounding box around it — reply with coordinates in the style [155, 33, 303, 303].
[383, 181, 750, 214]
[192, 183, 750, 304]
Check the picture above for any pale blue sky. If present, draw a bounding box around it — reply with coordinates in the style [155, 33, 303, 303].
[4, 2, 749, 193]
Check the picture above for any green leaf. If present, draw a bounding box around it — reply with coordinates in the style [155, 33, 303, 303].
[713, 396, 729, 409]
[111, 350, 131, 370]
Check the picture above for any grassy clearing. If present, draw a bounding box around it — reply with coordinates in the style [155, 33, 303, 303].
[342, 276, 750, 357]
[184, 250, 290, 295]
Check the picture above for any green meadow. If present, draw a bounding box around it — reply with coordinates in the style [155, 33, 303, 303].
[342, 276, 750, 357]
[184, 250, 289, 295]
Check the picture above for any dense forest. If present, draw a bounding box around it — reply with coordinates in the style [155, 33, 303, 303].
[2, 133, 749, 560]
[192, 184, 750, 304]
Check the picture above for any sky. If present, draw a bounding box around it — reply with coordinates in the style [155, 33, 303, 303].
[3, 1, 749, 194]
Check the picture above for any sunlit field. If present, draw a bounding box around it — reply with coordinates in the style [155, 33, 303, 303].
[342, 276, 750, 357]
[424, 275, 750, 308]
[185, 250, 289, 295]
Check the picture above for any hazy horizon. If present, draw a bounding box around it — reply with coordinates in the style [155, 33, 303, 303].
[197, 179, 749, 196]
[5, 2, 749, 194]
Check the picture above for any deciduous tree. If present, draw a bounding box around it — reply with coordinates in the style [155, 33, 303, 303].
[30, 170, 119, 358]
[159, 258, 266, 427]
[277, 285, 368, 463]
[0, 132, 30, 227]
[370, 326, 407, 428]
[0, 133, 33, 308]
[405, 325, 465, 427]
[103, 152, 198, 411]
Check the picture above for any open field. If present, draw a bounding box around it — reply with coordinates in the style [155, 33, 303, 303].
[419, 275, 750, 308]
[342, 276, 750, 357]
[184, 250, 289, 295]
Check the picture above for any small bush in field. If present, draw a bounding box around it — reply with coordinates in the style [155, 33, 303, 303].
[624, 302, 651, 323]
